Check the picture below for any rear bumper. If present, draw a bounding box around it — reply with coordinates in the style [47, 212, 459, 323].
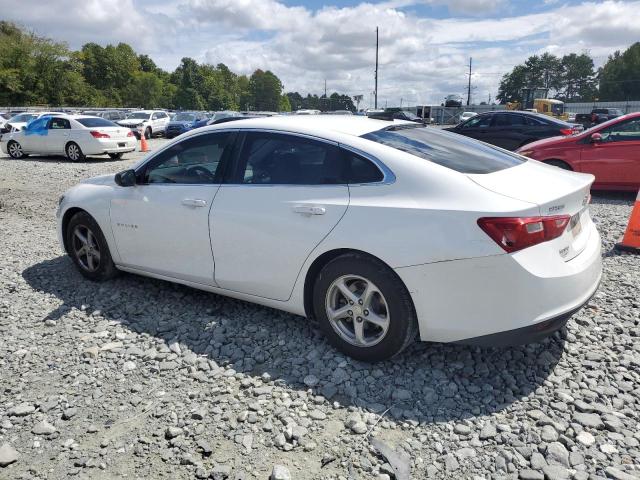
[395, 221, 602, 344]
[454, 279, 599, 346]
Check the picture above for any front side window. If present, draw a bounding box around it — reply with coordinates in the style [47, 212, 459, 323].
[144, 133, 232, 184]
[599, 118, 640, 143]
[49, 118, 70, 129]
[362, 125, 525, 174]
[238, 132, 341, 185]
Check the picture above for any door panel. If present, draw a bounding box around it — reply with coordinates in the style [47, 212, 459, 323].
[110, 185, 219, 284]
[210, 131, 350, 300]
[46, 117, 72, 154]
[110, 131, 234, 284]
[579, 117, 640, 187]
[210, 185, 348, 300]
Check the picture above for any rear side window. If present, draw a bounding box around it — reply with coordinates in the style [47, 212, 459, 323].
[525, 116, 547, 126]
[493, 114, 525, 126]
[361, 126, 525, 174]
[461, 115, 491, 129]
[238, 132, 342, 185]
[49, 117, 70, 129]
[77, 118, 118, 127]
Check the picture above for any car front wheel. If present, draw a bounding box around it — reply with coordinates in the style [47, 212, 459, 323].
[313, 253, 418, 362]
[144, 127, 151, 139]
[7, 140, 27, 159]
[66, 211, 118, 281]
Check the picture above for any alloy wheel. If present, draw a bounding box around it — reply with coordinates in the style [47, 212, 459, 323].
[67, 144, 80, 161]
[72, 225, 101, 272]
[325, 274, 390, 347]
[8, 142, 22, 158]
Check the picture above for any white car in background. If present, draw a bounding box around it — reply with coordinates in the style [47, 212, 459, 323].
[0, 112, 12, 131]
[117, 110, 170, 139]
[2, 111, 64, 133]
[1, 115, 137, 161]
[459, 111, 477, 123]
[56, 116, 601, 361]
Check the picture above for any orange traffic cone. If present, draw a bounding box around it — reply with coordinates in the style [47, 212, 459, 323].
[139, 132, 150, 153]
[616, 189, 640, 253]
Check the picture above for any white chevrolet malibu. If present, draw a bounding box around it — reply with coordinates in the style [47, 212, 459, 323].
[56, 116, 602, 361]
[1, 115, 137, 161]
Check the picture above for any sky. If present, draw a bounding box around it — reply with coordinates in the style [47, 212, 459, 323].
[1, 0, 639, 109]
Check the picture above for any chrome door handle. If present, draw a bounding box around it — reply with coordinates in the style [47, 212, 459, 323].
[293, 205, 326, 215]
[182, 198, 207, 208]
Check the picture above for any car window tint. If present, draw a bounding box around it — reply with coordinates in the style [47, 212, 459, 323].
[461, 115, 491, 129]
[599, 118, 640, 143]
[76, 118, 118, 127]
[49, 117, 70, 129]
[493, 114, 525, 127]
[342, 150, 384, 183]
[525, 116, 546, 126]
[145, 133, 231, 184]
[239, 132, 341, 185]
[362, 125, 525, 174]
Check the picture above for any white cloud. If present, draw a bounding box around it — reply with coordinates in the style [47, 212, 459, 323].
[2, 0, 639, 108]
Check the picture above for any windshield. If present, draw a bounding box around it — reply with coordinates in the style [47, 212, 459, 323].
[551, 103, 564, 115]
[362, 125, 525, 174]
[173, 113, 196, 122]
[77, 118, 118, 127]
[10, 113, 37, 123]
[211, 111, 238, 121]
[126, 112, 150, 120]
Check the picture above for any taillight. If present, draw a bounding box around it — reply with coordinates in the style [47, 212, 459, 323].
[90, 130, 110, 138]
[127, 131, 134, 137]
[559, 128, 573, 136]
[478, 215, 570, 253]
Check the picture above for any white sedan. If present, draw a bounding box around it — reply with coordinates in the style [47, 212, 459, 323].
[56, 116, 602, 361]
[1, 115, 137, 161]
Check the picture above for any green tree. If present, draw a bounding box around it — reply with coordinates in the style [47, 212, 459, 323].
[599, 42, 640, 101]
[279, 94, 291, 112]
[497, 53, 565, 103]
[558, 53, 597, 101]
[248, 69, 283, 111]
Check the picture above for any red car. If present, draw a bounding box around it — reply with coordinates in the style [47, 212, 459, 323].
[516, 112, 640, 191]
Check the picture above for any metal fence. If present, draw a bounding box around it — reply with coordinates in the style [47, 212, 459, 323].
[561, 101, 640, 114]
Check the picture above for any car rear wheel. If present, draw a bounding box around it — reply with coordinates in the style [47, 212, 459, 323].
[108, 152, 123, 160]
[7, 140, 27, 159]
[66, 211, 118, 281]
[66, 142, 85, 162]
[144, 127, 151, 140]
[313, 253, 418, 362]
[544, 159, 572, 170]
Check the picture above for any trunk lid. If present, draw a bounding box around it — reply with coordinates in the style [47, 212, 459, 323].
[468, 160, 594, 261]
[92, 127, 131, 140]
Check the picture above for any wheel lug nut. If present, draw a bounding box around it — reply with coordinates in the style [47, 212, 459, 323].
[358, 299, 363, 305]
[349, 301, 354, 305]
[347, 310, 353, 316]
[364, 310, 369, 316]
[356, 317, 363, 322]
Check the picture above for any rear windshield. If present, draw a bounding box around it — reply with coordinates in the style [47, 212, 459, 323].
[361, 125, 525, 174]
[174, 113, 196, 122]
[77, 117, 118, 127]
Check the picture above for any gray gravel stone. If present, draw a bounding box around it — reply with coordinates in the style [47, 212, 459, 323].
[0, 443, 19, 467]
[270, 465, 292, 480]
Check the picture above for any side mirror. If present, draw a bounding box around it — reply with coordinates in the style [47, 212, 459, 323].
[114, 169, 136, 187]
[590, 132, 602, 143]
[21, 126, 27, 131]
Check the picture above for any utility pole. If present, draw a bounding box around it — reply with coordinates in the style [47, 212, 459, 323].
[324, 79, 327, 98]
[374, 27, 379, 109]
[466, 57, 472, 106]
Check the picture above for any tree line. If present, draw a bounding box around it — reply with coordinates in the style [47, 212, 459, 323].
[0, 22, 355, 112]
[497, 43, 640, 104]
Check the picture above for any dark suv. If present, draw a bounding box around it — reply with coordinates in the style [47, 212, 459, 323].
[445, 111, 578, 151]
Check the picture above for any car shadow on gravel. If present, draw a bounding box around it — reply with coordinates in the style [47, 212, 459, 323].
[23, 255, 565, 424]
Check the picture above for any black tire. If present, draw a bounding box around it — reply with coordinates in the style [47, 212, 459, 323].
[66, 211, 118, 281]
[313, 253, 418, 362]
[66, 142, 85, 162]
[108, 152, 124, 160]
[7, 140, 27, 159]
[144, 127, 151, 140]
[544, 159, 572, 170]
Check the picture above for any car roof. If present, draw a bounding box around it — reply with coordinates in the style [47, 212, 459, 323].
[206, 115, 412, 137]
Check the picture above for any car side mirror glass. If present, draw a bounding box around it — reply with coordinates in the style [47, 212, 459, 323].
[115, 169, 136, 187]
[590, 132, 602, 143]
[21, 126, 27, 131]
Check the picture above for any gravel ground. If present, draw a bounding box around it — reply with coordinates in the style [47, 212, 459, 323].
[0, 141, 639, 480]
